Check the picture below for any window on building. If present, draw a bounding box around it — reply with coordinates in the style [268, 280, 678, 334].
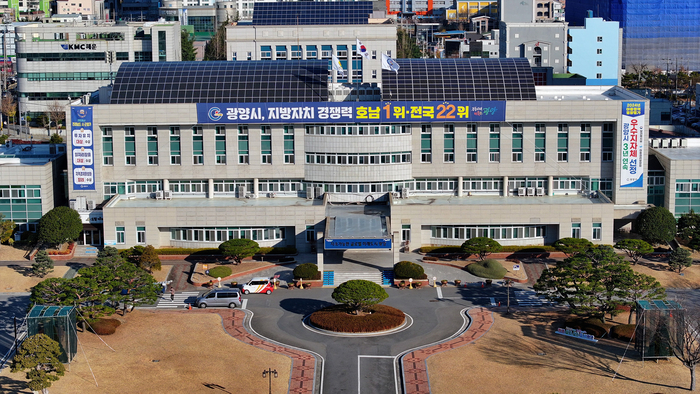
[125, 126, 135, 165]
[420, 125, 432, 163]
[147, 126, 158, 165]
[102, 127, 113, 165]
[489, 123, 500, 163]
[371, 50, 377, 59]
[597, 61, 602, 67]
[306, 225, 315, 243]
[247, 51, 252, 60]
[580, 124, 591, 162]
[535, 123, 546, 162]
[597, 36, 603, 42]
[116, 226, 125, 244]
[238, 126, 249, 164]
[261, 125, 272, 164]
[512, 123, 523, 162]
[170, 127, 181, 165]
[215, 126, 226, 164]
[401, 224, 411, 243]
[557, 123, 568, 162]
[371, 70, 377, 78]
[136, 226, 146, 244]
[306, 45, 317, 58]
[592, 223, 602, 240]
[443, 124, 454, 163]
[284, 126, 294, 164]
[596, 73, 603, 79]
[571, 222, 581, 238]
[275, 45, 287, 59]
[602, 123, 614, 161]
[466, 123, 477, 163]
[192, 126, 203, 165]
[596, 48, 602, 54]
[260, 45, 272, 60]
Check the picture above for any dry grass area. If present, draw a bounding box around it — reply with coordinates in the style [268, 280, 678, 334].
[191, 261, 280, 284]
[151, 265, 172, 283]
[0, 245, 30, 262]
[632, 260, 700, 289]
[0, 266, 70, 292]
[428, 310, 692, 394]
[499, 260, 527, 281]
[1, 310, 291, 394]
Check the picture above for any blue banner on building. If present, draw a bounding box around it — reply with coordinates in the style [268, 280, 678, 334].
[71, 106, 95, 191]
[197, 101, 506, 124]
[324, 238, 392, 250]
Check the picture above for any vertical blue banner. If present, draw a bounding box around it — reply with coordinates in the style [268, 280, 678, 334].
[71, 106, 95, 191]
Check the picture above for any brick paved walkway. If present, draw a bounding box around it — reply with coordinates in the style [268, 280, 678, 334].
[186, 309, 318, 394]
[401, 307, 493, 394]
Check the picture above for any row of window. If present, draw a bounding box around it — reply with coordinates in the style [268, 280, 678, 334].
[571, 222, 602, 241]
[0, 185, 43, 224]
[169, 227, 286, 242]
[431, 225, 547, 240]
[674, 178, 700, 217]
[18, 72, 113, 81]
[305, 151, 412, 165]
[305, 125, 412, 135]
[18, 52, 129, 62]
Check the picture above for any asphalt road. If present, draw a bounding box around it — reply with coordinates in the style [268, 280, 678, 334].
[0, 293, 30, 361]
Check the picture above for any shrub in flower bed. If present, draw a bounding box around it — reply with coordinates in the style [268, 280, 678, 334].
[610, 324, 636, 341]
[89, 318, 122, 335]
[207, 266, 232, 278]
[394, 261, 427, 279]
[466, 259, 507, 279]
[422, 256, 439, 261]
[419, 246, 463, 254]
[153, 247, 221, 256]
[48, 242, 75, 255]
[308, 304, 405, 333]
[293, 263, 321, 280]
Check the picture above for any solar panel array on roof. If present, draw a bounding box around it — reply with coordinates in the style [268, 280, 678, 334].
[110, 61, 329, 104]
[381, 58, 537, 101]
[252, 1, 372, 25]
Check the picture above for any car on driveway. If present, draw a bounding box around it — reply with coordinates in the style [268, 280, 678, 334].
[241, 277, 274, 295]
[195, 289, 242, 308]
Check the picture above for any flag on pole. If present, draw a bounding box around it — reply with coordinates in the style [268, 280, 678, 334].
[381, 53, 400, 74]
[331, 54, 345, 77]
[356, 38, 371, 60]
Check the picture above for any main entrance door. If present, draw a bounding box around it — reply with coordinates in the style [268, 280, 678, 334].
[78, 229, 102, 246]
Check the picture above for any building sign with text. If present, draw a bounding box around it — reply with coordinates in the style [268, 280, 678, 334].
[620, 101, 645, 188]
[71, 106, 95, 191]
[324, 238, 392, 250]
[197, 101, 506, 124]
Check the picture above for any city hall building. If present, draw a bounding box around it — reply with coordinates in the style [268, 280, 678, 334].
[66, 58, 650, 274]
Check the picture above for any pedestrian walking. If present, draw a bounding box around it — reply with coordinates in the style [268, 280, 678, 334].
[170, 287, 175, 302]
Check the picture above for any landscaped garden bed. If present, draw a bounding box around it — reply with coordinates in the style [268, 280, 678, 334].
[308, 304, 405, 333]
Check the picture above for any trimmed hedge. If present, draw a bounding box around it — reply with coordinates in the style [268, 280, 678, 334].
[394, 261, 427, 279]
[259, 246, 297, 255]
[293, 263, 320, 280]
[465, 259, 507, 279]
[610, 324, 636, 341]
[309, 304, 405, 333]
[90, 318, 122, 335]
[208, 266, 232, 278]
[420, 245, 558, 254]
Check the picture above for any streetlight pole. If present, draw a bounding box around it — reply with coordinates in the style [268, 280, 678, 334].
[262, 368, 278, 394]
[504, 279, 513, 314]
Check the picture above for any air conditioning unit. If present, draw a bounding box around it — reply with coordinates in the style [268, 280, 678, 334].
[155, 190, 164, 200]
[86, 200, 96, 210]
[536, 187, 544, 196]
[69, 200, 76, 210]
[268, 192, 276, 198]
[306, 187, 315, 200]
[314, 186, 323, 199]
[401, 187, 410, 199]
[517, 187, 526, 196]
[236, 186, 246, 199]
[163, 190, 172, 200]
[76, 196, 86, 210]
[392, 192, 400, 198]
[527, 187, 535, 196]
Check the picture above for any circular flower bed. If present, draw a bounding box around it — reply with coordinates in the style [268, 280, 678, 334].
[308, 304, 405, 333]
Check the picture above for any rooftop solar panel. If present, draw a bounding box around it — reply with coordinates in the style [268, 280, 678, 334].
[381, 58, 537, 101]
[252, 1, 372, 25]
[110, 61, 329, 104]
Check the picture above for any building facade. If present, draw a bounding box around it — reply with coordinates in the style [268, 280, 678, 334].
[649, 139, 700, 218]
[65, 59, 649, 259]
[15, 21, 182, 115]
[499, 21, 568, 73]
[567, 16, 621, 86]
[566, 0, 700, 71]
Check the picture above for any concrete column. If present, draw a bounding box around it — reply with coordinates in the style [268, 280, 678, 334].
[253, 178, 259, 198]
[163, 179, 169, 191]
[457, 176, 463, 197]
[392, 231, 400, 265]
[315, 229, 324, 272]
[503, 176, 508, 197]
[208, 178, 214, 199]
[548, 176, 554, 196]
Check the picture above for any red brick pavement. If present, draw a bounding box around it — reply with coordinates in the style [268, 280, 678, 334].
[401, 307, 493, 394]
[180, 309, 317, 394]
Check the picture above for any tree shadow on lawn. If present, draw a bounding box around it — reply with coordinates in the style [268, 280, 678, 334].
[480, 310, 686, 390]
[0, 375, 30, 393]
[637, 260, 671, 272]
[6, 264, 32, 277]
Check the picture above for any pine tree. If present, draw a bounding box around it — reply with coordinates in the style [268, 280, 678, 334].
[11, 334, 66, 394]
[181, 30, 197, 61]
[32, 250, 54, 278]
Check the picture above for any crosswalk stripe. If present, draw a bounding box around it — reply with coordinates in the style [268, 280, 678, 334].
[490, 297, 497, 306]
[514, 291, 552, 307]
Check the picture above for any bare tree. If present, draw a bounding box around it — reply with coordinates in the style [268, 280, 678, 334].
[668, 306, 700, 391]
[629, 63, 648, 89]
[1, 95, 16, 128]
[47, 100, 66, 134]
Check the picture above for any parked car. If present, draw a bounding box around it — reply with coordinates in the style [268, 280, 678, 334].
[241, 277, 274, 295]
[195, 289, 242, 308]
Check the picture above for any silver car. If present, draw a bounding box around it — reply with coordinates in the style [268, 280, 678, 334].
[195, 289, 242, 309]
